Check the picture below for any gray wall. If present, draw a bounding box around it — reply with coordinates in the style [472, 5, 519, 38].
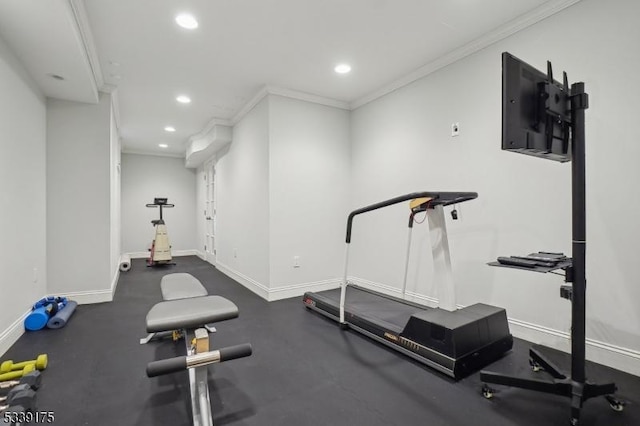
[215, 98, 271, 293]
[46, 93, 114, 296]
[1, 38, 119, 354]
[110, 110, 121, 276]
[209, 95, 351, 300]
[268, 95, 350, 293]
[349, 0, 640, 373]
[0, 34, 47, 353]
[195, 163, 207, 258]
[121, 153, 197, 254]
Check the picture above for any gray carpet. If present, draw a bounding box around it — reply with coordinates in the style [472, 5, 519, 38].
[3, 256, 639, 425]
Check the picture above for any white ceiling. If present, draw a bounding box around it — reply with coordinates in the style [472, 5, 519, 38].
[0, 0, 580, 157]
[0, 0, 100, 103]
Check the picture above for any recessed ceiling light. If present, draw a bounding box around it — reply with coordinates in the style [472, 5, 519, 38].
[164, 126, 176, 132]
[334, 64, 351, 74]
[158, 144, 169, 148]
[176, 13, 198, 29]
[176, 95, 191, 104]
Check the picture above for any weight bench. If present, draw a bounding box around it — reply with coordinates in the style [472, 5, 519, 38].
[161, 273, 208, 300]
[140, 273, 213, 344]
[143, 274, 252, 426]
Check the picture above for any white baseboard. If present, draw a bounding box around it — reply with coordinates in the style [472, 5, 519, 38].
[586, 340, 640, 377]
[508, 318, 640, 377]
[60, 289, 113, 304]
[269, 279, 341, 301]
[0, 309, 31, 357]
[110, 266, 120, 298]
[0, 288, 112, 357]
[349, 276, 640, 376]
[173, 249, 200, 257]
[127, 249, 200, 259]
[128, 251, 150, 259]
[349, 276, 441, 307]
[195, 250, 206, 261]
[215, 262, 341, 302]
[67, 250, 202, 305]
[215, 261, 270, 300]
[53, 250, 201, 304]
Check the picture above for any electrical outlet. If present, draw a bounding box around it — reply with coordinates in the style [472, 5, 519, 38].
[451, 122, 460, 137]
[293, 256, 300, 268]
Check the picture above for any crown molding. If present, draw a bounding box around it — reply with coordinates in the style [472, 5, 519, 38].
[187, 117, 233, 145]
[187, 85, 269, 157]
[184, 122, 232, 168]
[99, 85, 121, 135]
[68, 0, 104, 101]
[188, 0, 580, 155]
[110, 88, 121, 133]
[266, 85, 350, 110]
[100, 83, 117, 94]
[351, 0, 583, 109]
[230, 86, 270, 125]
[121, 149, 185, 159]
[229, 85, 350, 127]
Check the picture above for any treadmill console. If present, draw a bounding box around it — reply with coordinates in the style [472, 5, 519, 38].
[410, 197, 436, 213]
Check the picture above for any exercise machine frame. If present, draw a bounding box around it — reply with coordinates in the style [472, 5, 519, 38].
[146, 197, 175, 266]
[304, 191, 513, 379]
[338, 192, 476, 322]
[147, 325, 252, 426]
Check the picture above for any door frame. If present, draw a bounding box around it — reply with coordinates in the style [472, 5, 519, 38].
[204, 160, 216, 266]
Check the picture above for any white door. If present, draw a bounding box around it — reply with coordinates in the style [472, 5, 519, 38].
[205, 162, 216, 265]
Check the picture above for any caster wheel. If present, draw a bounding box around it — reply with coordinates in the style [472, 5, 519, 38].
[610, 402, 624, 412]
[529, 359, 542, 372]
[606, 397, 625, 412]
[605, 395, 625, 412]
[481, 385, 494, 399]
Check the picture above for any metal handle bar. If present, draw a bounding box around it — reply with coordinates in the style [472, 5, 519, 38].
[345, 191, 477, 243]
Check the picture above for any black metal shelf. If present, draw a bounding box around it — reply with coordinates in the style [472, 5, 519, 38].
[487, 258, 572, 274]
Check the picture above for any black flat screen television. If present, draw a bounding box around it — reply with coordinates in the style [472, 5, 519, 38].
[502, 52, 572, 162]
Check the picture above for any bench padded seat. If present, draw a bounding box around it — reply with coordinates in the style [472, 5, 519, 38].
[161, 273, 208, 300]
[146, 295, 239, 333]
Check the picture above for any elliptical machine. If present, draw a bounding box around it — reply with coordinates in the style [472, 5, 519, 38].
[146, 198, 174, 266]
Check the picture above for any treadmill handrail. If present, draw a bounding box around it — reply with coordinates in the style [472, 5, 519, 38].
[340, 191, 477, 324]
[345, 191, 477, 243]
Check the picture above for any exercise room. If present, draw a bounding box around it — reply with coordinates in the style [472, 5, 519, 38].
[1, 1, 639, 425]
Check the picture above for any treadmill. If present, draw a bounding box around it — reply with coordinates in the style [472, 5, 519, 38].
[303, 191, 513, 379]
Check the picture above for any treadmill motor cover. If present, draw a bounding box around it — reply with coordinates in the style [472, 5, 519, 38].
[400, 303, 510, 358]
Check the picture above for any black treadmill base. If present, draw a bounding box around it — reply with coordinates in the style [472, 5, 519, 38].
[303, 288, 513, 380]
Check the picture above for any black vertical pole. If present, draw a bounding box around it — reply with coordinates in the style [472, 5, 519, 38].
[570, 82, 587, 384]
